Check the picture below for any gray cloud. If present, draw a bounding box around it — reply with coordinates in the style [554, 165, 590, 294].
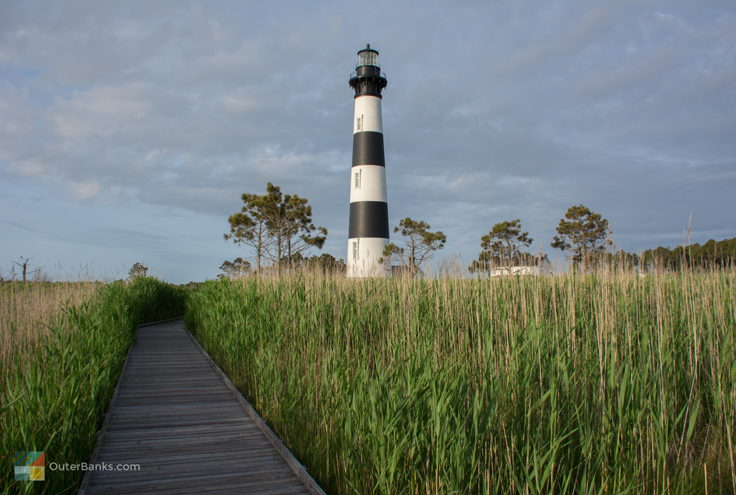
[1, 0, 735, 281]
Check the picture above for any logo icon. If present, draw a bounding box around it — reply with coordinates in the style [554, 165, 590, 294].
[13, 451, 45, 481]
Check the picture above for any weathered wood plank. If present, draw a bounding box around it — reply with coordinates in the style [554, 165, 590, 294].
[98, 443, 281, 460]
[85, 457, 295, 483]
[87, 474, 309, 495]
[78, 319, 325, 495]
[101, 421, 263, 441]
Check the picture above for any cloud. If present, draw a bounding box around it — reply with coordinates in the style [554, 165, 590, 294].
[488, 5, 620, 79]
[575, 46, 681, 98]
[1, 0, 735, 281]
[69, 180, 103, 200]
[50, 84, 151, 139]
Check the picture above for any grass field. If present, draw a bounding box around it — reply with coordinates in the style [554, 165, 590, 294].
[186, 270, 736, 494]
[1, 278, 186, 495]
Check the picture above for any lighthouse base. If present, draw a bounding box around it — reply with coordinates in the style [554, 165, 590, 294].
[346, 237, 389, 278]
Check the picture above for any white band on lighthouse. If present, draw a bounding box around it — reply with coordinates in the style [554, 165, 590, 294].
[354, 96, 383, 134]
[350, 166, 387, 203]
[347, 237, 388, 278]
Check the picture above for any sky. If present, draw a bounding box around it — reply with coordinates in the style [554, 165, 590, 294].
[1, 0, 734, 283]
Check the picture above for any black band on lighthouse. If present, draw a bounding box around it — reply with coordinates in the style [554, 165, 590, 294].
[352, 131, 385, 167]
[349, 66, 387, 98]
[349, 201, 389, 238]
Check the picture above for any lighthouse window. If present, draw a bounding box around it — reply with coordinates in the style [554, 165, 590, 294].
[359, 50, 379, 67]
[354, 170, 361, 189]
[353, 240, 359, 260]
[356, 115, 363, 131]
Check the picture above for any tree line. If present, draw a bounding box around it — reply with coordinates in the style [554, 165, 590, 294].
[222, 184, 734, 277]
[638, 238, 736, 271]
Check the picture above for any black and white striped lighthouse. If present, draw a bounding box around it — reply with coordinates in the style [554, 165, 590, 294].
[347, 44, 389, 278]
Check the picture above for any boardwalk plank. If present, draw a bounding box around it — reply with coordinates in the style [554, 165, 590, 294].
[87, 471, 308, 495]
[78, 319, 324, 495]
[102, 422, 263, 441]
[98, 438, 276, 457]
[86, 457, 294, 483]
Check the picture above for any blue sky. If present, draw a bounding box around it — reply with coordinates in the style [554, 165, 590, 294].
[1, 0, 735, 282]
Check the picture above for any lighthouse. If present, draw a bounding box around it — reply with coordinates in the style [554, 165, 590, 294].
[347, 44, 389, 278]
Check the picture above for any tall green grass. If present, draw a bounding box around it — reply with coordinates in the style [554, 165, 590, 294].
[186, 271, 736, 494]
[1, 277, 186, 495]
[1, 282, 100, 368]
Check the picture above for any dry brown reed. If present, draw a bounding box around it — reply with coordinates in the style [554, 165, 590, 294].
[0, 282, 100, 368]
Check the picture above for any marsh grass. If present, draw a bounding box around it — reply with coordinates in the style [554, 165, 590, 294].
[1, 282, 101, 370]
[186, 269, 735, 494]
[1, 278, 186, 495]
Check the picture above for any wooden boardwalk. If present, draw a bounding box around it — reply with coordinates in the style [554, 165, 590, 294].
[79, 319, 325, 495]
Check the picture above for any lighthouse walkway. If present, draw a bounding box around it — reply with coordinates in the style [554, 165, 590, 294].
[79, 319, 324, 495]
